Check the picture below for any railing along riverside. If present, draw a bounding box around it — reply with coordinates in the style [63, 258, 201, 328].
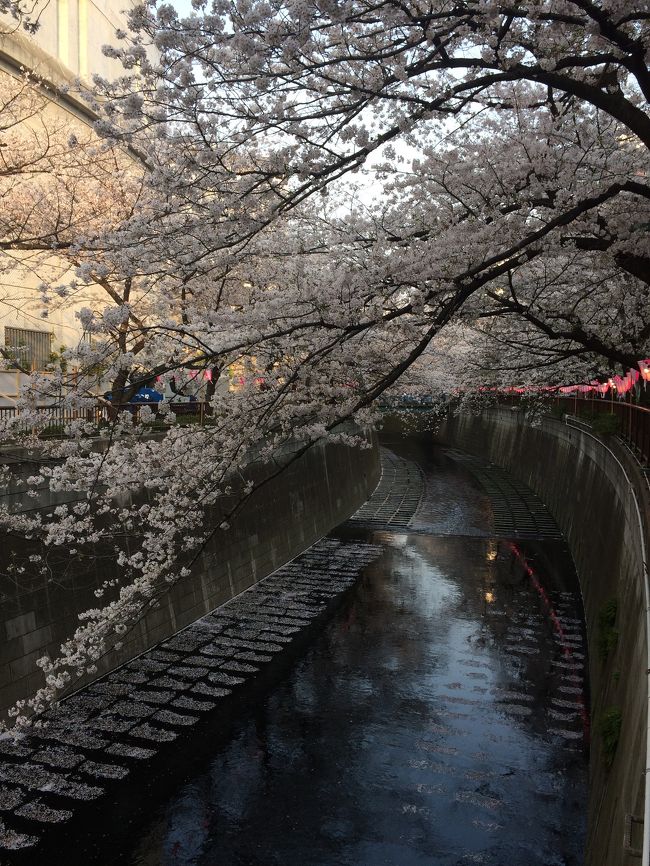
[551, 395, 650, 468]
[0, 404, 105, 434]
[497, 394, 650, 468]
[0, 401, 211, 435]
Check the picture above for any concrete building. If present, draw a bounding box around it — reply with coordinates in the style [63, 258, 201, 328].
[0, 0, 140, 405]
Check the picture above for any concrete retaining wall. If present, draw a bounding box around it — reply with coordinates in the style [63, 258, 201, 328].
[435, 408, 650, 866]
[0, 433, 380, 720]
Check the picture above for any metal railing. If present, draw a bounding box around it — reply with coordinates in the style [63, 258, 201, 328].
[107, 401, 211, 423]
[0, 405, 105, 435]
[551, 395, 650, 468]
[3, 393, 648, 464]
[0, 401, 211, 437]
[497, 393, 650, 468]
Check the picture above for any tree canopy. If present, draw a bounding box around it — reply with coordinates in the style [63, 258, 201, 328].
[0, 0, 648, 724]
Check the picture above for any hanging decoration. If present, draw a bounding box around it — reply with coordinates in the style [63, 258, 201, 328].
[491, 359, 649, 399]
[639, 360, 650, 383]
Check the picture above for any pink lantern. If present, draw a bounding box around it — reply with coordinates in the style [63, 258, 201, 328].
[613, 374, 633, 395]
[639, 359, 650, 383]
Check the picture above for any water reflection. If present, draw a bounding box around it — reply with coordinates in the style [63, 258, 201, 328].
[127, 521, 587, 866]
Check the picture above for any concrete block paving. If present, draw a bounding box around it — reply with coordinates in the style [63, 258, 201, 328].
[444, 449, 565, 539]
[348, 447, 425, 528]
[0, 536, 382, 853]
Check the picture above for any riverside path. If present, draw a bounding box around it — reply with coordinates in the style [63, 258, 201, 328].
[1, 437, 588, 865]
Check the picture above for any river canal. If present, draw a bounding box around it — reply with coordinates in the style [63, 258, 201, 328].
[94, 439, 589, 865]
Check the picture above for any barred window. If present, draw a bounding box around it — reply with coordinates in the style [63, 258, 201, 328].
[4, 327, 53, 371]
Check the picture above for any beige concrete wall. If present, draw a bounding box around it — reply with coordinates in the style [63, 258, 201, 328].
[0, 238, 113, 403]
[1, 0, 140, 85]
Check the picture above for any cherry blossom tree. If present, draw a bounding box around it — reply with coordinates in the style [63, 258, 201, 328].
[1, 0, 649, 725]
[0, 0, 43, 34]
[91, 0, 648, 378]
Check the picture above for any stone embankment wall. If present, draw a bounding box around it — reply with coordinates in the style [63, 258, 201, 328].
[0, 433, 380, 720]
[435, 408, 650, 866]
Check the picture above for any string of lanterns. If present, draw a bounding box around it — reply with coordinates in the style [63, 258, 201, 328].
[491, 359, 650, 397]
[195, 359, 650, 398]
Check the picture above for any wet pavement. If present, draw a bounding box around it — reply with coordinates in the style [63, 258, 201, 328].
[120, 440, 589, 866]
[0, 438, 588, 864]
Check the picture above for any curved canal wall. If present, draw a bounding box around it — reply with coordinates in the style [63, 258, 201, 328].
[434, 407, 650, 866]
[0, 433, 380, 721]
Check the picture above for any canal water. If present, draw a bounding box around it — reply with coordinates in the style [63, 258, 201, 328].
[103, 440, 589, 865]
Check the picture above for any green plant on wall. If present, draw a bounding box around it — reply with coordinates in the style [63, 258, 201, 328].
[546, 401, 565, 420]
[48, 345, 68, 375]
[598, 598, 618, 662]
[599, 707, 622, 767]
[584, 412, 621, 436]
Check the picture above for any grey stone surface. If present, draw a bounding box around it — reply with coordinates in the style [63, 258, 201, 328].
[349, 448, 424, 528]
[14, 800, 72, 823]
[0, 788, 24, 811]
[0, 820, 37, 849]
[105, 743, 154, 761]
[1, 433, 380, 722]
[0, 534, 382, 852]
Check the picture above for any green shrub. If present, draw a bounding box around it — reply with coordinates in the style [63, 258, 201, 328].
[38, 424, 65, 438]
[597, 598, 618, 662]
[599, 707, 622, 766]
[579, 412, 621, 435]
